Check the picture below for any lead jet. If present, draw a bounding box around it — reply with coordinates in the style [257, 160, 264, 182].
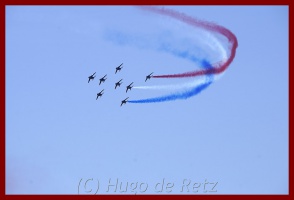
[121, 97, 129, 106]
[115, 63, 123, 74]
[96, 89, 104, 100]
[88, 72, 96, 83]
[126, 82, 133, 93]
[115, 79, 123, 89]
[99, 74, 107, 85]
[145, 72, 153, 82]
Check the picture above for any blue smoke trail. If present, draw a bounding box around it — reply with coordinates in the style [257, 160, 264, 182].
[157, 42, 205, 66]
[104, 30, 207, 67]
[128, 80, 212, 103]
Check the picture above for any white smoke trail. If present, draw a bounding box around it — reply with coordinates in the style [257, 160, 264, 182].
[133, 76, 208, 90]
[133, 73, 224, 91]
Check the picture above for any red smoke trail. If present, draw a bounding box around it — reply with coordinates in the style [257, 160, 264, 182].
[139, 6, 238, 78]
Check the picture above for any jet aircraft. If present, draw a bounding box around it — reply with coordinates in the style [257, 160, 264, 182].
[126, 82, 134, 93]
[121, 97, 129, 106]
[96, 89, 104, 99]
[99, 74, 107, 85]
[115, 79, 123, 89]
[115, 63, 123, 74]
[145, 72, 153, 82]
[88, 72, 96, 83]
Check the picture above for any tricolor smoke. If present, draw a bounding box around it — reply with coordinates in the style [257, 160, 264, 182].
[127, 6, 238, 104]
[141, 6, 238, 78]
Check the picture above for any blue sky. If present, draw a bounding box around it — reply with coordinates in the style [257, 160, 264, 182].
[6, 6, 288, 194]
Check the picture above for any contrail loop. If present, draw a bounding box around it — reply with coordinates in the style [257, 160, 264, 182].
[128, 6, 237, 103]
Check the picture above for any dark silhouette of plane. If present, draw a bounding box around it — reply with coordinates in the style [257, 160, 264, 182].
[126, 82, 133, 93]
[115, 63, 123, 74]
[88, 72, 96, 83]
[99, 74, 107, 85]
[115, 79, 123, 89]
[96, 89, 104, 100]
[145, 72, 153, 82]
[121, 97, 129, 106]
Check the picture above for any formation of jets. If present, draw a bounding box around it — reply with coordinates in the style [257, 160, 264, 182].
[88, 63, 154, 106]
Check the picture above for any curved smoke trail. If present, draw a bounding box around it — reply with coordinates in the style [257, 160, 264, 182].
[132, 32, 227, 92]
[129, 62, 215, 104]
[140, 6, 238, 78]
[128, 6, 238, 104]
